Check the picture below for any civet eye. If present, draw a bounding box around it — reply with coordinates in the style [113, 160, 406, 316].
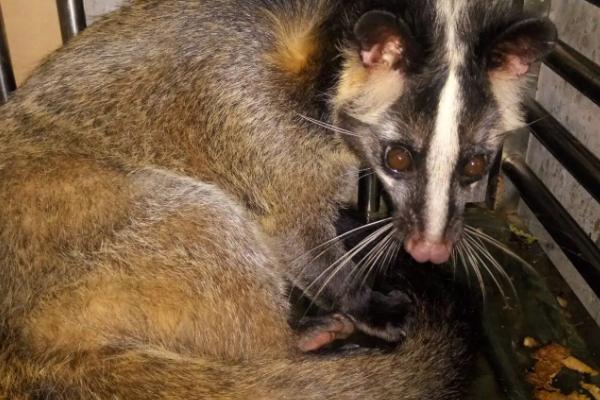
[385, 146, 413, 173]
[463, 155, 487, 179]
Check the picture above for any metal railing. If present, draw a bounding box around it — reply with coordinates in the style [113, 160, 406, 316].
[503, 155, 600, 298]
[525, 99, 600, 203]
[0, 0, 86, 105]
[544, 40, 600, 107]
[0, 6, 16, 104]
[56, 0, 86, 43]
[498, 29, 600, 299]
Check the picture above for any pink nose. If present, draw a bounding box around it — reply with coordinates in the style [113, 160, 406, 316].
[404, 235, 451, 264]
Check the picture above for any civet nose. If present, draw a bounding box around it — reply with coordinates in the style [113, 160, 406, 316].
[404, 234, 451, 264]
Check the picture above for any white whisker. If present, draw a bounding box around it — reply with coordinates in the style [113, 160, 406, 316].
[288, 217, 394, 303]
[379, 235, 399, 273]
[297, 113, 361, 137]
[466, 235, 518, 299]
[344, 227, 392, 286]
[464, 225, 537, 274]
[451, 246, 458, 281]
[306, 223, 394, 305]
[463, 235, 509, 301]
[338, 168, 374, 180]
[456, 243, 472, 286]
[460, 241, 486, 301]
[359, 230, 396, 288]
[293, 217, 393, 266]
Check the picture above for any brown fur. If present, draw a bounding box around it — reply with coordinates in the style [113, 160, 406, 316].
[0, 1, 471, 398]
[264, 3, 329, 77]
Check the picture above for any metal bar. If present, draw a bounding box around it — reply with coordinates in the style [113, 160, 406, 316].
[526, 99, 600, 204]
[0, 6, 16, 104]
[544, 40, 600, 107]
[357, 170, 382, 223]
[56, 0, 87, 43]
[502, 155, 600, 298]
[485, 150, 503, 209]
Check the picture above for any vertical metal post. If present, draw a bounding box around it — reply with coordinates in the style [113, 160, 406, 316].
[485, 151, 503, 209]
[0, 5, 16, 104]
[357, 169, 382, 223]
[56, 0, 87, 43]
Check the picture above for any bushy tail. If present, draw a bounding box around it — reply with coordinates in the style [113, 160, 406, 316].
[1, 308, 471, 400]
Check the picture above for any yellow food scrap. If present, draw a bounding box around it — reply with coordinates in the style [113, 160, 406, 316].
[525, 337, 541, 348]
[509, 223, 538, 244]
[528, 344, 571, 390]
[557, 296, 568, 308]
[527, 343, 600, 400]
[562, 357, 599, 376]
[535, 390, 590, 400]
[581, 383, 600, 400]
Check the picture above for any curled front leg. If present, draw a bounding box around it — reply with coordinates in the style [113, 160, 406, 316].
[293, 287, 415, 352]
[289, 284, 416, 352]
[287, 217, 414, 351]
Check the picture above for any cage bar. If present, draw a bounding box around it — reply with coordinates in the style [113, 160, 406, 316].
[526, 99, 600, 203]
[0, 6, 16, 103]
[544, 40, 600, 107]
[503, 155, 600, 298]
[56, 0, 87, 43]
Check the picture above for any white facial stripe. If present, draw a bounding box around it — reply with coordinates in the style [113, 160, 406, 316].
[424, 2, 465, 241]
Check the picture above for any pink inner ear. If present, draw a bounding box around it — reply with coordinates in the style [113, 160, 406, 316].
[505, 54, 530, 77]
[361, 38, 404, 69]
[361, 44, 385, 67]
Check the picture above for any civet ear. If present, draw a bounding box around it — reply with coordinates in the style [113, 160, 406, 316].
[488, 17, 557, 78]
[354, 10, 420, 72]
